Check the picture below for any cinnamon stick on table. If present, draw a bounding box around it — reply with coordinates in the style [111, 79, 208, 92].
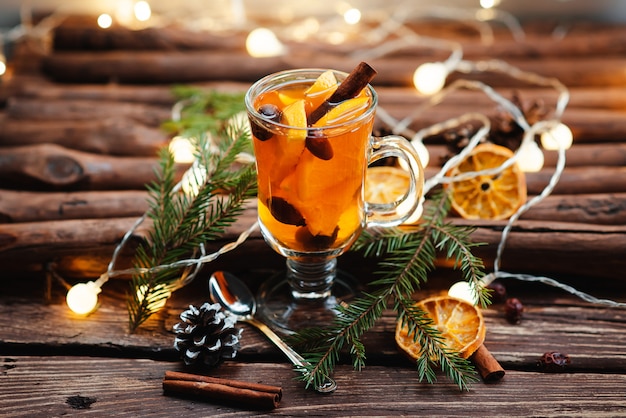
[163, 371, 282, 410]
[470, 345, 505, 383]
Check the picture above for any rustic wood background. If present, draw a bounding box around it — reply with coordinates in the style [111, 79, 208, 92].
[1, 15, 626, 416]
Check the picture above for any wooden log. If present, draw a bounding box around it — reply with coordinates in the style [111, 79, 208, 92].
[52, 19, 246, 52]
[423, 166, 626, 195]
[525, 166, 626, 195]
[0, 116, 168, 156]
[51, 16, 626, 59]
[5, 97, 171, 127]
[425, 143, 626, 168]
[520, 193, 626, 225]
[0, 189, 149, 223]
[0, 217, 149, 257]
[442, 219, 626, 280]
[378, 104, 626, 144]
[40, 50, 626, 87]
[377, 85, 626, 111]
[0, 143, 182, 191]
[6, 75, 626, 112]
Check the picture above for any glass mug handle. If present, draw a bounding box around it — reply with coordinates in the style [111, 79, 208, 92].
[365, 135, 425, 227]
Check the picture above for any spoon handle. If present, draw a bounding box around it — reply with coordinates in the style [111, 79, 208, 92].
[247, 317, 337, 393]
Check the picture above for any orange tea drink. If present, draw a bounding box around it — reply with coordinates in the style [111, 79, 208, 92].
[248, 67, 376, 255]
[246, 65, 424, 332]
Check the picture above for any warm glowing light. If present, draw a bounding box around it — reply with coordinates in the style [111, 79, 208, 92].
[181, 164, 207, 196]
[115, 0, 134, 26]
[327, 32, 347, 45]
[0, 61, 6, 77]
[411, 139, 430, 168]
[136, 284, 171, 311]
[246, 28, 285, 57]
[540, 123, 573, 150]
[291, 17, 320, 41]
[517, 141, 544, 172]
[448, 281, 479, 305]
[480, 0, 501, 8]
[403, 198, 424, 225]
[134, 1, 152, 22]
[97, 14, 113, 29]
[413, 62, 448, 95]
[343, 8, 362, 25]
[169, 136, 196, 164]
[66, 282, 101, 315]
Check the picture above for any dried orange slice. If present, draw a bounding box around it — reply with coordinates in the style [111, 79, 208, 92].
[365, 166, 411, 204]
[395, 296, 485, 360]
[364, 165, 424, 224]
[446, 143, 526, 220]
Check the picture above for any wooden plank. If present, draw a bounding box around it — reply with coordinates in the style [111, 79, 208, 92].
[1, 357, 625, 417]
[2, 275, 625, 370]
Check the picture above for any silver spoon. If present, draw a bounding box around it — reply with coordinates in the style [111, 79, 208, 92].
[208, 270, 337, 394]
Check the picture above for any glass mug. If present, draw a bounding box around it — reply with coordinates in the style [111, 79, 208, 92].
[245, 68, 424, 333]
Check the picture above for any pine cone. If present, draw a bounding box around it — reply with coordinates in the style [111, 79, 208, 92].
[489, 90, 548, 150]
[173, 302, 243, 367]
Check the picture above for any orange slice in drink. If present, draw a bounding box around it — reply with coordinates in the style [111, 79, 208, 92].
[304, 70, 338, 112]
[281, 99, 308, 141]
[446, 143, 526, 220]
[312, 96, 369, 127]
[396, 296, 486, 361]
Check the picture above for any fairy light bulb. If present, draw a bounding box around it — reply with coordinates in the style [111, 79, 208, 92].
[66, 282, 101, 315]
[517, 141, 544, 172]
[480, 0, 501, 8]
[181, 164, 207, 196]
[413, 62, 448, 95]
[343, 8, 361, 25]
[540, 122, 573, 151]
[136, 284, 171, 311]
[0, 56, 6, 77]
[448, 281, 479, 305]
[246, 28, 285, 57]
[169, 136, 196, 164]
[97, 14, 113, 29]
[134, 1, 152, 22]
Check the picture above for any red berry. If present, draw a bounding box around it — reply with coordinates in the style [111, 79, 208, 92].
[538, 351, 571, 372]
[504, 297, 524, 324]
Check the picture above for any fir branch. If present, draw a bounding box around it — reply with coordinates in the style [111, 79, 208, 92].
[127, 98, 256, 333]
[162, 86, 247, 139]
[291, 190, 487, 390]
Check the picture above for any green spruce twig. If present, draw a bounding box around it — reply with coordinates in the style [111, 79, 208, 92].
[289, 190, 489, 390]
[127, 88, 256, 333]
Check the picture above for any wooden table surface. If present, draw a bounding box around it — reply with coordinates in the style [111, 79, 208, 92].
[2, 14, 626, 417]
[2, 250, 626, 417]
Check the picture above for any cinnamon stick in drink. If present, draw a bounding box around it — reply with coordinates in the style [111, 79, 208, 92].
[307, 61, 377, 125]
[162, 371, 282, 410]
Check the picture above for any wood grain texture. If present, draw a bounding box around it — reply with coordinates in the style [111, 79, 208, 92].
[1, 18, 626, 417]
